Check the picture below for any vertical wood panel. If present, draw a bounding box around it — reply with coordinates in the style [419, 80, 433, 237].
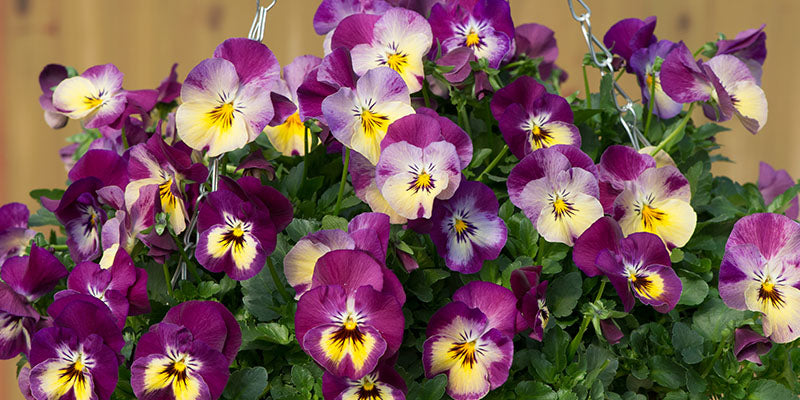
[1, 1, 797, 397]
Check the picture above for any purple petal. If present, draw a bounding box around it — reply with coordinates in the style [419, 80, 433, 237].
[509, 265, 542, 301]
[1, 245, 68, 302]
[514, 23, 558, 64]
[314, 0, 393, 35]
[163, 300, 242, 365]
[380, 114, 443, 151]
[660, 42, 713, 104]
[46, 294, 124, 353]
[436, 47, 476, 83]
[734, 326, 772, 365]
[506, 146, 572, 208]
[68, 149, 129, 189]
[726, 213, 800, 263]
[600, 319, 624, 345]
[213, 38, 280, 87]
[602, 16, 657, 64]
[38, 64, 68, 93]
[284, 230, 356, 296]
[311, 249, 385, 293]
[490, 76, 546, 122]
[331, 13, 380, 50]
[156, 63, 181, 103]
[596, 251, 636, 312]
[416, 107, 473, 169]
[573, 217, 623, 277]
[452, 281, 517, 338]
[759, 162, 798, 219]
[719, 244, 768, 311]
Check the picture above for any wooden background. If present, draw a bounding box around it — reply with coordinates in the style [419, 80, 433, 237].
[1, 0, 798, 396]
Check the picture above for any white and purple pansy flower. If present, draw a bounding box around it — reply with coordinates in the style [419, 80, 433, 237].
[507, 145, 603, 246]
[422, 301, 513, 400]
[265, 55, 322, 157]
[428, 0, 515, 68]
[350, 151, 409, 224]
[630, 40, 683, 119]
[602, 16, 657, 70]
[490, 76, 581, 159]
[758, 161, 798, 220]
[0, 203, 36, 267]
[38, 64, 70, 129]
[42, 178, 107, 263]
[51, 63, 127, 129]
[297, 47, 358, 124]
[660, 42, 768, 134]
[322, 359, 407, 400]
[376, 113, 466, 220]
[574, 217, 682, 313]
[719, 213, 800, 343]
[332, 8, 433, 92]
[314, 0, 393, 53]
[716, 24, 767, 84]
[510, 266, 549, 341]
[428, 180, 507, 274]
[322, 67, 415, 165]
[177, 38, 280, 157]
[596, 145, 657, 213]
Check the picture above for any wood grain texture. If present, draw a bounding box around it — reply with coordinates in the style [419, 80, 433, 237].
[1, 1, 797, 397]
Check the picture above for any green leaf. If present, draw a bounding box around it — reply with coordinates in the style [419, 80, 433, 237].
[241, 236, 291, 321]
[407, 375, 447, 400]
[766, 183, 800, 214]
[692, 290, 747, 342]
[285, 219, 321, 242]
[29, 189, 64, 203]
[747, 379, 795, 400]
[647, 355, 686, 389]
[28, 207, 60, 227]
[258, 322, 292, 345]
[546, 271, 582, 318]
[196, 281, 221, 298]
[677, 276, 708, 306]
[598, 74, 616, 112]
[671, 322, 704, 364]
[321, 215, 348, 231]
[515, 381, 557, 399]
[291, 365, 315, 393]
[223, 367, 268, 400]
[469, 148, 493, 168]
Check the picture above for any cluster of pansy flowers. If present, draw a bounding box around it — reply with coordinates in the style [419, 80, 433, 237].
[2, 0, 791, 399]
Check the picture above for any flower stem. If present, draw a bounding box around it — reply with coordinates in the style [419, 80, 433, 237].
[701, 333, 729, 378]
[650, 103, 695, 156]
[267, 257, 292, 303]
[120, 126, 129, 150]
[333, 148, 351, 216]
[46, 244, 69, 251]
[567, 279, 606, 360]
[582, 65, 592, 108]
[302, 126, 310, 183]
[163, 263, 175, 299]
[476, 145, 508, 182]
[458, 105, 473, 135]
[422, 80, 431, 108]
[644, 77, 657, 139]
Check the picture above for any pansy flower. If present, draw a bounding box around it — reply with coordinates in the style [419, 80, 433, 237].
[38, 64, 69, 129]
[719, 213, 800, 343]
[510, 266, 549, 341]
[758, 161, 798, 220]
[661, 42, 768, 134]
[332, 8, 433, 92]
[295, 251, 404, 379]
[322, 67, 415, 165]
[322, 359, 407, 400]
[196, 177, 292, 281]
[428, 180, 507, 274]
[100, 184, 157, 256]
[452, 281, 518, 338]
[0, 203, 36, 267]
[630, 40, 683, 119]
[162, 300, 243, 365]
[314, 0, 393, 52]
[51, 64, 128, 129]
[428, 0, 515, 68]
[596, 145, 657, 213]
[376, 114, 465, 219]
[177, 38, 279, 157]
[265, 55, 322, 156]
[423, 301, 513, 400]
[507, 145, 603, 246]
[716, 24, 766, 84]
[125, 134, 208, 234]
[297, 48, 358, 124]
[28, 294, 124, 400]
[514, 23, 562, 81]
[350, 152, 410, 224]
[42, 178, 107, 263]
[574, 217, 682, 313]
[734, 326, 772, 365]
[490, 76, 580, 159]
[602, 16, 657, 70]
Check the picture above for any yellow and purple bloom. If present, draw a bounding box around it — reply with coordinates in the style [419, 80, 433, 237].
[0, 203, 36, 267]
[719, 213, 800, 343]
[322, 359, 407, 400]
[602, 16, 657, 70]
[428, 0, 515, 68]
[490, 77, 581, 159]
[733, 326, 772, 365]
[162, 300, 243, 365]
[509, 266, 549, 341]
[376, 113, 467, 219]
[265, 55, 322, 156]
[177, 38, 280, 157]
[507, 145, 603, 246]
[332, 8, 433, 92]
[195, 177, 292, 281]
[661, 42, 768, 134]
[716, 24, 766, 84]
[322, 67, 415, 165]
[574, 217, 682, 313]
[51, 64, 128, 129]
[42, 178, 107, 262]
[422, 298, 514, 400]
[428, 180, 507, 274]
[758, 161, 798, 220]
[596, 145, 657, 213]
[630, 40, 683, 119]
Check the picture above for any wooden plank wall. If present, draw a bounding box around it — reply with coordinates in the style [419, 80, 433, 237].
[1, 1, 797, 396]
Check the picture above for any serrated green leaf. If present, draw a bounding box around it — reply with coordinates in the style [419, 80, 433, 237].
[223, 367, 268, 400]
[291, 365, 314, 393]
[546, 271, 582, 318]
[321, 215, 348, 231]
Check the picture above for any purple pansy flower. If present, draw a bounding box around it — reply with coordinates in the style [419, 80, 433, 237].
[322, 359, 407, 400]
[376, 114, 465, 219]
[68, 149, 129, 191]
[514, 23, 561, 80]
[630, 40, 683, 119]
[422, 301, 513, 400]
[719, 213, 800, 343]
[0, 203, 36, 267]
[177, 38, 279, 156]
[265, 55, 322, 156]
[661, 42, 768, 134]
[453, 281, 518, 339]
[322, 67, 415, 165]
[758, 161, 798, 220]
[314, 0, 393, 35]
[51, 63, 128, 129]
[428, 180, 507, 274]
[507, 145, 603, 246]
[510, 266, 549, 341]
[42, 178, 107, 263]
[717, 24, 766, 84]
[195, 177, 292, 281]
[574, 217, 682, 313]
[332, 8, 433, 92]
[490, 76, 580, 159]
[163, 301, 242, 365]
[734, 326, 772, 365]
[100, 185, 157, 256]
[38, 64, 69, 129]
[602, 16, 657, 70]
[428, 0, 514, 68]
[297, 48, 358, 124]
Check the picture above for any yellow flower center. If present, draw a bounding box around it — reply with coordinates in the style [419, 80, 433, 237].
[551, 195, 575, 220]
[759, 279, 785, 309]
[530, 125, 554, 149]
[362, 381, 375, 391]
[408, 169, 435, 193]
[286, 111, 303, 127]
[465, 31, 481, 47]
[207, 102, 236, 130]
[448, 340, 478, 369]
[640, 204, 666, 231]
[385, 52, 409, 73]
[83, 96, 103, 109]
[232, 226, 244, 238]
[360, 108, 390, 138]
[344, 315, 358, 331]
[454, 219, 469, 234]
[172, 359, 187, 374]
[646, 73, 655, 89]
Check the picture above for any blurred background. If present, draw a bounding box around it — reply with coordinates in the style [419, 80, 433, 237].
[1, 0, 797, 397]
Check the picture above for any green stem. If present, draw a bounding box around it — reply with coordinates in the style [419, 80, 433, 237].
[458, 105, 473, 135]
[302, 126, 310, 183]
[614, 68, 625, 82]
[644, 76, 657, 139]
[701, 334, 729, 378]
[47, 244, 69, 251]
[120, 126, 129, 150]
[594, 279, 607, 302]
[650, 103, 695, 156]
[567, 279, 607, 360]
[333, 148, 351, 216]
[693, 46, 705, 58]
[422, 79, 431, 108]
[501, 59, 527, 71]
[163, 263, 175, 298]
[267, 257, 292, 303]
[488, 74, 503, 91]
[476, 145, 508, 182]
[582, 65, 592, 108]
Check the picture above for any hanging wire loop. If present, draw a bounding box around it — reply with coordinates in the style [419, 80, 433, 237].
[248, 0, 277, 42]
